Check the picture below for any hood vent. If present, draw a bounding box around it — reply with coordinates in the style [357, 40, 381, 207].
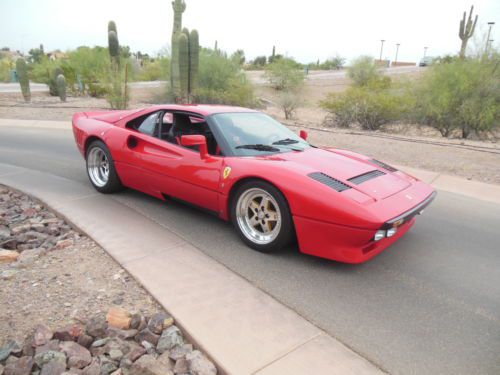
[308, 172, 351, 192]
[348, 170, 386, 185]
[370, 159, 397, 172]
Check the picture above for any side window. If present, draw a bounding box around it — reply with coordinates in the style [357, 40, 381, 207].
[137, 112, 160, 136]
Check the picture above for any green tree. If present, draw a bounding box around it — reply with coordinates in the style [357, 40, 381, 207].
[231, 49, 246, 66]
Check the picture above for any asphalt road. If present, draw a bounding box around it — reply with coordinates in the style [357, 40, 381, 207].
[0, 124, 499, 375]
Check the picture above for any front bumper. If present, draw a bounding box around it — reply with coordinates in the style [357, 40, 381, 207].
[293, 190, 436, 264]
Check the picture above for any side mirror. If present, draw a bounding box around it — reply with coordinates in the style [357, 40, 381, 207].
[180, 135, 208, 159]
[299, 130, 308, 141]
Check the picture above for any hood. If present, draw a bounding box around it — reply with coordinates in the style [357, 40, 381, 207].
[260, 147, 410, 200]
[84, 109, 143, 124]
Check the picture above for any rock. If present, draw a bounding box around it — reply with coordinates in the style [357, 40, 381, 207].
[169, 344, 193, 361]
[59, 342, 91, 369]
[35, 340, 60, 356]
[53, 325, 84, 342]
[55, 239, 73, 250]
[0, 346, 11, 362]
[40, 360, 66, 375]
[97, 356, 117, 375]
[173, 358, 189, 374]
[0, 239, 17, 250]
[0, 225, 10, 239]
[108, 349, 123, 362]
[3, 356, 34, 375]
[156, 326, 184, 354]
[85, 316, 107, 338]
[119, 358, 132, 370]
[5, 340, 22, 357]
[15, 249, 40, 267]
[34, 350, 66, 368]
[147, 313, 174, 335]
[130, 314, 146, 331]
[1, 269, 18, 280]
[157, 352, 174, 369]
[186, 350, 216, 375]
[106, 308, 131, 330]
[30, 223, 46, 233]
[76, 335, 93, 349]
[109, 370, 122, 375]
[10, 223, 30, 235]
[0, 364, 4, 375]
[33, 324, 54, 346]
[105, 328, 137, 340]
[80, 358, 100, 375]
[123, 346, 146, 363]
[129, 355, 174, 375]
[134, 329, 159, 347]
[0, 249, 19, 263]
[140, 341, 155, 355]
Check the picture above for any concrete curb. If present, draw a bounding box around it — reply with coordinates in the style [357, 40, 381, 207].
[1, 118, 499, 204]
[0, 162, 384, 375]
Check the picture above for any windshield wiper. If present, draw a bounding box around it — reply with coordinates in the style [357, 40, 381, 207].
[272, 138, 299, 145]
[235, 144, 280, 152]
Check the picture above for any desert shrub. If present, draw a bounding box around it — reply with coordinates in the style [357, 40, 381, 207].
[135, 58, 170, 81]
[320, 55, 345, 70]
[192, 49, 256, 107]
[321, 77, 404, 130]
[278, 90, 302, 120]
[66, 46, 111, 95]
[265, 58, 305, 91]
[347, 56, 381, 87]
[248, 56, 267, 69]
[413, 57, 500, 138]
[0, 58, 12, 83]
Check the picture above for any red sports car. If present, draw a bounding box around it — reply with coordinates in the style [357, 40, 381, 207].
[72, 105, 436, 263]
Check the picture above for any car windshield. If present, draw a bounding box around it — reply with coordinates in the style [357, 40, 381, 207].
[210, 112, 310, 156]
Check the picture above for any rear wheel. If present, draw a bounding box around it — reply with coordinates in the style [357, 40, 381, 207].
[86, 140, 123, 193]
[231, 180, 294, 253]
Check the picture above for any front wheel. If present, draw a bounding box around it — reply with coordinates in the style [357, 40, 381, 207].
[86, 140, 123, 193]
[231, 180, 294, 253]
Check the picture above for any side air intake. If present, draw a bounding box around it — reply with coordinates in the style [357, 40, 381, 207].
[308, 172, 351, 192]
[348, 170, 386, 185]
[370, 159, 397, 172]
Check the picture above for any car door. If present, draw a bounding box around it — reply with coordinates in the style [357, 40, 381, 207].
[124, 111, 223, 213]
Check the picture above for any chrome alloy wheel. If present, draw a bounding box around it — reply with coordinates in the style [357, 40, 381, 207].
[87, 147, 110, 187]
[236, 188, 282, 245]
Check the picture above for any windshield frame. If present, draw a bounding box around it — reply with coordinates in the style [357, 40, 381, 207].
[207, 111, 310, 157]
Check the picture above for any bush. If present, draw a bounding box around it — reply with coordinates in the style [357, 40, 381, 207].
[321, 78, 404, 130]
[265, 58, 305, 91]
[278, 91, 302, 120]
[192, 49, 256, 107]
[134, 58, 169, 81]
[347, 56, 381, 87]
[0, 58, 12, 83]
[320, 55, 345, 70]
[413, 57, 500, 138]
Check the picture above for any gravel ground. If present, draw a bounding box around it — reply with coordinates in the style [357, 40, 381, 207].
[1, 92, 499, 185]
[0, 185, 217, 375]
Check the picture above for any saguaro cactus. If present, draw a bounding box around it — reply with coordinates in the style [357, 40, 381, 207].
[459, 5, 478, 59]
[108, 29, 120, 66]
[16, 58, 30, 102]
[56, 74, 66, 102]
[170, 0, 199, 102]
[108, 20, 117, 34]
[189, 30, 199, 94]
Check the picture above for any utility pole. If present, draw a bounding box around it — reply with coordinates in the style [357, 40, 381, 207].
[394, 43, 400, 64]
[486, 22, 495, 54]
[379, 40, 385, 61]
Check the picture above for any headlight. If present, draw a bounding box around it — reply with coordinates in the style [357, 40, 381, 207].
[374, 230, 386, 241]
[386, 227, 398, 237]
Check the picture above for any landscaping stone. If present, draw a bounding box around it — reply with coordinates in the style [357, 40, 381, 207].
[0, 249, 19, 263]
[156, 326, 184, 354]
[129, 314, 146, 331]
[59, 342, 91, 369]
[53, 325, 84, 342]
[106, 308, 131, 330]
[85, 317, 107, 339]
[173, 358, 189, 374]
[169, 344, 193, 361]
[129, 354, 173, 375]
[40, 359, 66, 375]
[34, 350, 66, 368]
[186, 350, 217, 375]
[33, 325, 53, 346]
[147, 313, 174, 335]
[3, 356, 34, 375]
[134, 329, 159, 347]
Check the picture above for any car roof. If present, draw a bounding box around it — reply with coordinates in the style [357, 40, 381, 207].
[148, 104, 258, 116]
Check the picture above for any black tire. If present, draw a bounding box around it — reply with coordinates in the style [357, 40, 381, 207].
[86, 140, 123, 194]
[230, 180, 294, 253]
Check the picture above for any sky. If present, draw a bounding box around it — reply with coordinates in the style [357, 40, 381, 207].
[1, 0, 499, 63]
